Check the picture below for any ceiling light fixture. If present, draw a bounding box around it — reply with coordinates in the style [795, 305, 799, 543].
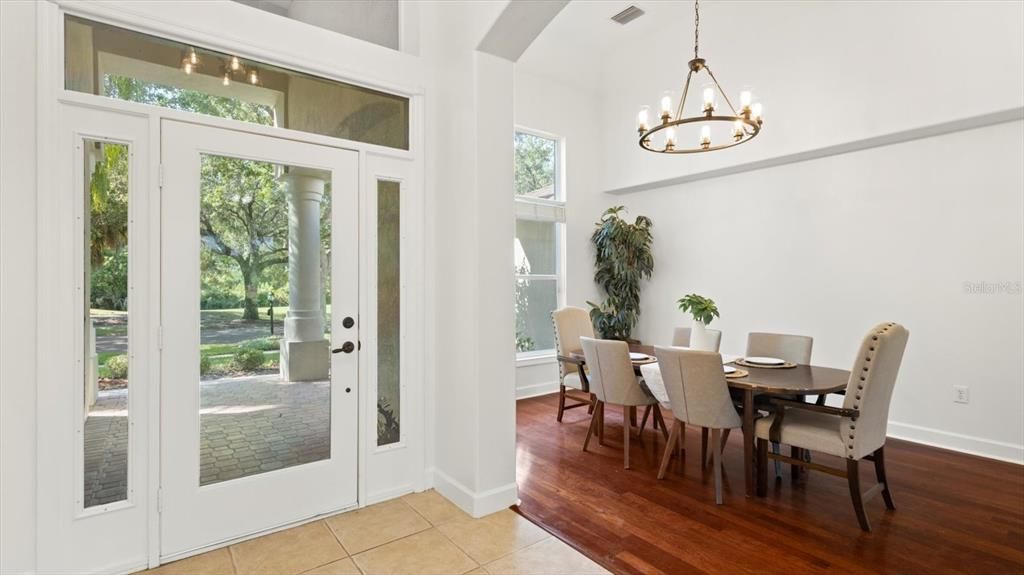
[637, 0, 763, 154]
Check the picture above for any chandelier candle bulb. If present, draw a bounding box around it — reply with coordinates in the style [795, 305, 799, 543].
[183, 60, 194, 75]
[222, 71, 230, 86]
[666, 126, 676, 149]
[187, 47, 198, 65]
[733, 120, 744, 140]
[702, 87, 715, 113]
[249, 69, 260, 85]
[740, 90, 752, 112]
[638, 106, 650, 132]
[752, 102, 763, 123]
[700, 125, 711, 149]
[660, 92, 673, 120]
[230, 56, 241, 71]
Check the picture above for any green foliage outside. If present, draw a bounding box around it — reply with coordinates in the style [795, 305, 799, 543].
[105, 355, 129, 379]
[677, 294, 720, 325]
[514, 132, 556, 198]
[89, 141, 130, 310]
[232, 348, 266, 371]
[587, 206, 654, 340]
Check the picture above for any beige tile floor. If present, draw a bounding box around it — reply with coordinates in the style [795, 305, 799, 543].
[142, 490, 610, 575]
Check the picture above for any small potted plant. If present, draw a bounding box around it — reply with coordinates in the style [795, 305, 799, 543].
[677, 294, 719, 351]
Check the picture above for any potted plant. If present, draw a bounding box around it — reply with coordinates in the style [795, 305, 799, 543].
[677, 293, 719, 350]
[586, 206, 654, 341]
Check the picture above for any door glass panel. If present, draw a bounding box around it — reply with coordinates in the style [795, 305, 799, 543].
[198, 154, 332, 486]
[377, 180, 400, 446]
[84, 139, 131, 508]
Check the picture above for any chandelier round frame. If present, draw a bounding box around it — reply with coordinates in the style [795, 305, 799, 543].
[638, 1, 763, 154]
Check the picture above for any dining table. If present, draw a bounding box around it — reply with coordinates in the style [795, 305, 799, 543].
[562, 343, 851, 497]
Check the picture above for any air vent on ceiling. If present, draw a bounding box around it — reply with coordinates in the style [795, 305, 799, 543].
[611, 5, 645, 25]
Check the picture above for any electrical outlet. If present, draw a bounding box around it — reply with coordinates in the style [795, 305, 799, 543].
[953, 385, 970, 404]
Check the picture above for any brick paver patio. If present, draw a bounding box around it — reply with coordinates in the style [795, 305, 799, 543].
[84, 374, 330, 508]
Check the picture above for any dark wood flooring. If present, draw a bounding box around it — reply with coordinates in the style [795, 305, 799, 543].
[514, 394, 1024, 575]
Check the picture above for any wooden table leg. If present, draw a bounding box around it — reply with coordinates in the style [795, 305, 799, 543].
[743, 389, 755, 497]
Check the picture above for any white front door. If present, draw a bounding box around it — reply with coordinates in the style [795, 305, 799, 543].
[160, 120, 359, 558]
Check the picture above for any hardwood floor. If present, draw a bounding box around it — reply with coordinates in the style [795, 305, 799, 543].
[514, 394, 1024, 575]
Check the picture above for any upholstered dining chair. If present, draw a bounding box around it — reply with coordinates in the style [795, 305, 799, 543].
[672, 327, 723, 351]
[579, 337, 662, 469]
[744, 332, 815, 477]
[673, 327, 724, 464]
[755, 322, 909, 531]
[552, 307, 596, 422]
[746, 332, 813, 365]
[653, 346, 742, 504]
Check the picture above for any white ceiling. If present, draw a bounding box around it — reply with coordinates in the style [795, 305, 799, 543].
[517, 0, 697, 92]
[233, 0, 400, 50]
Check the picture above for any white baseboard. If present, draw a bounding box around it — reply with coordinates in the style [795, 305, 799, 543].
[888, 421, 1023, 465]
[516, 380, 560, 400]
[432, 468, 519, 518]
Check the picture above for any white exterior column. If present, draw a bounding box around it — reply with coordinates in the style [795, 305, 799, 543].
[279, 171, 329, 381]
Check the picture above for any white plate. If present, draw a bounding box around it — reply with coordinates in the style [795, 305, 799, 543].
[630, 352, 651, 361]
[745, 356, 785, 365]
[723, 365, 737, 374]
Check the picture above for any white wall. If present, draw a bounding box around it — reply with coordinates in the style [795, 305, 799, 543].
[515, 0, 1024, 462]
[513, 69, 603, 398]
[598, 0, 1024, 192]
[420, 0, 520, 516]
[0, 3, 39, 572]
[626, 120, 1024, 462]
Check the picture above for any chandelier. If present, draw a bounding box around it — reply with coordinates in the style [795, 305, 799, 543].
[637, 0, 762, 154]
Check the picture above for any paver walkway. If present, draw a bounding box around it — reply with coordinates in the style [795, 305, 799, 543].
[84, 374, 330, 507]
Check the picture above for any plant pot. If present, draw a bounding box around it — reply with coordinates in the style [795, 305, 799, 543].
[691, 319, 712, 351]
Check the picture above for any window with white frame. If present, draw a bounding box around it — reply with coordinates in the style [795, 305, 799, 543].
[514, 130, 565, 358]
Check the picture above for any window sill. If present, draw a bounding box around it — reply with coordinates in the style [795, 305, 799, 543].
[516, 353, 557, 367]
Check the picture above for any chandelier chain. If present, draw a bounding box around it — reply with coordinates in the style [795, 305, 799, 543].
[693, 0, 700, 59]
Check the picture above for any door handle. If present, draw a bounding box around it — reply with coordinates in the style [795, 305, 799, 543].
[332, 341, 355, 354]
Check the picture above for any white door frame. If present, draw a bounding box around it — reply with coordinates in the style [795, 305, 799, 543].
[36, 1, 428, 571]
[35, 100, 157, 575]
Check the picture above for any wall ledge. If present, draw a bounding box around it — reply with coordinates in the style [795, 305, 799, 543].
[605, 107, 1024, 196]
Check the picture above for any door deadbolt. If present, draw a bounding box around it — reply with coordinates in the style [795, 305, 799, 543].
[332, 341, 355, 354]
[343, 316, 355, 329]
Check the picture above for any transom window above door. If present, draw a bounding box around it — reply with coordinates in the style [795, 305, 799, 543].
[514, 130, 565, 359]
[64, 15, 410, 150]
